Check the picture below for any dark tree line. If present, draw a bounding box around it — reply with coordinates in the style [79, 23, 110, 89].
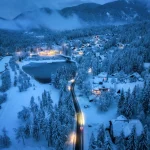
[0, 94, 7, 105]
[0, 128, 11, 148]
[18, 70, 32, 92]
[0, 70, 11, 92]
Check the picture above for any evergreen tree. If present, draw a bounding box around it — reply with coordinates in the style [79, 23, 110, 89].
[0, 94, 7, 105]
[46, 117, 53, 147]
[142, 81, 150, 115]
[24, 123, 30, 138]
[14, 76, 17, 86]
[117, 89, 125, 115]
[14, 126, 25, 145]
[32, 115, 40, 141]
[18, 106, 30, 122]
[89, 133, 97, 150]
[0, 70, 11, 92]
[104, 140, 112, 150]
[138, 126, 149, 150]
[97, 124, 105, 148]
[0, 128, 11, 148]
[126, 126, 138, 150]
[47, 92, 53, 114]
[116, 131, 125, 150]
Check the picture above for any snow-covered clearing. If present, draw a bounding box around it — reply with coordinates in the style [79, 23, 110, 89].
[0, 57, 60, 150]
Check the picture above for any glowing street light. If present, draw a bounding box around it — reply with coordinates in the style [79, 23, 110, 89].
[78, 112, 85, 126]
[68, 85, 71, 91]
[69, 132, 76, 144]
[88, 68, 92, 74]
[70, 79, 75, 83]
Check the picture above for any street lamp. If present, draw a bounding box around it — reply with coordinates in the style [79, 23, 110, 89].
[88, 68, 92, 74]
[68, 85, 71, 91]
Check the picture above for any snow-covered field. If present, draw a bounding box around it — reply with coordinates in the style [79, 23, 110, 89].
[0, 57, 60, 150]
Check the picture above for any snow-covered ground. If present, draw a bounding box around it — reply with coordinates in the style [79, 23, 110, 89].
[18, 59, 66, 68]
[75, 86, 117, 150]
[0, 57, 60, 150]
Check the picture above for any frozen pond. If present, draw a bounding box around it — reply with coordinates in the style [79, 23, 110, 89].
[22, 61, 77, 83]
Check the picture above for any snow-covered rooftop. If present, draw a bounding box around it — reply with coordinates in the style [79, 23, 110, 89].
[144, 63, 150, 69]
[98, 72, 108, 78]
[111, 115, 143, 137]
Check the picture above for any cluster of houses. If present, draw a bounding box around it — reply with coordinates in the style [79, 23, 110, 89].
[15, 46, 63, 58]
[88, 71, 144, 102]
[92, 72, 109, 95]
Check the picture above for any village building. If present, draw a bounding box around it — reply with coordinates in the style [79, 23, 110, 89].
[108, 115, 143, 143]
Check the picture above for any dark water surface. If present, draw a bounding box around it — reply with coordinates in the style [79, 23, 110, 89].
[22, 61, 76, 83]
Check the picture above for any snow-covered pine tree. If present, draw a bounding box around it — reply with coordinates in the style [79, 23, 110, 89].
[138, 126, 149, 150]
[0, 93, 7, 105]
[117, 89, 125, 115]
[46, 117, 53, 147]
[97, 124, 105, 148]
[47, 92, 53, 114]
[14, 75, 17, 86]
[126, 126, 138, 150]
[116, 131, 125, 150]
[18, 106, 30, 122]
[14, 126, 26, 145]
[37, 109, 45, 129]
[0, 128, 11, 148]
[42, 90, 48, 109]
[0, 70, 11, 92]
[142, 80, 150, 115]
[104, 140, 112, 150]
[24, 123, 30, 138]
[32, 115, 40, 141]
[88, 133, 97, 150]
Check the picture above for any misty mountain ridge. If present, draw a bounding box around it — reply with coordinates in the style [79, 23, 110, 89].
[14, 7, 52, 20]
[60, 0, 150, 23]
[0, 0, 150, 30]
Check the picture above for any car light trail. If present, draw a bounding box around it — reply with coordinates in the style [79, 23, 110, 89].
[70, 132, 76, 144]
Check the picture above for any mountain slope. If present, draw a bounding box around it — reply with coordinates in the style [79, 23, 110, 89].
[60, 0, 150, 24]
[13, 8, 52, 20]
[0, 0, 150, 30]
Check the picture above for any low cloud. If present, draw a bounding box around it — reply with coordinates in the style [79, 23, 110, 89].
[0, 0, 116, 19]
[0, 11, 82, 31]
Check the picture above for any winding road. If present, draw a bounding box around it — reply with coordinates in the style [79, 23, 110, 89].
[71, 82, 84, 150]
